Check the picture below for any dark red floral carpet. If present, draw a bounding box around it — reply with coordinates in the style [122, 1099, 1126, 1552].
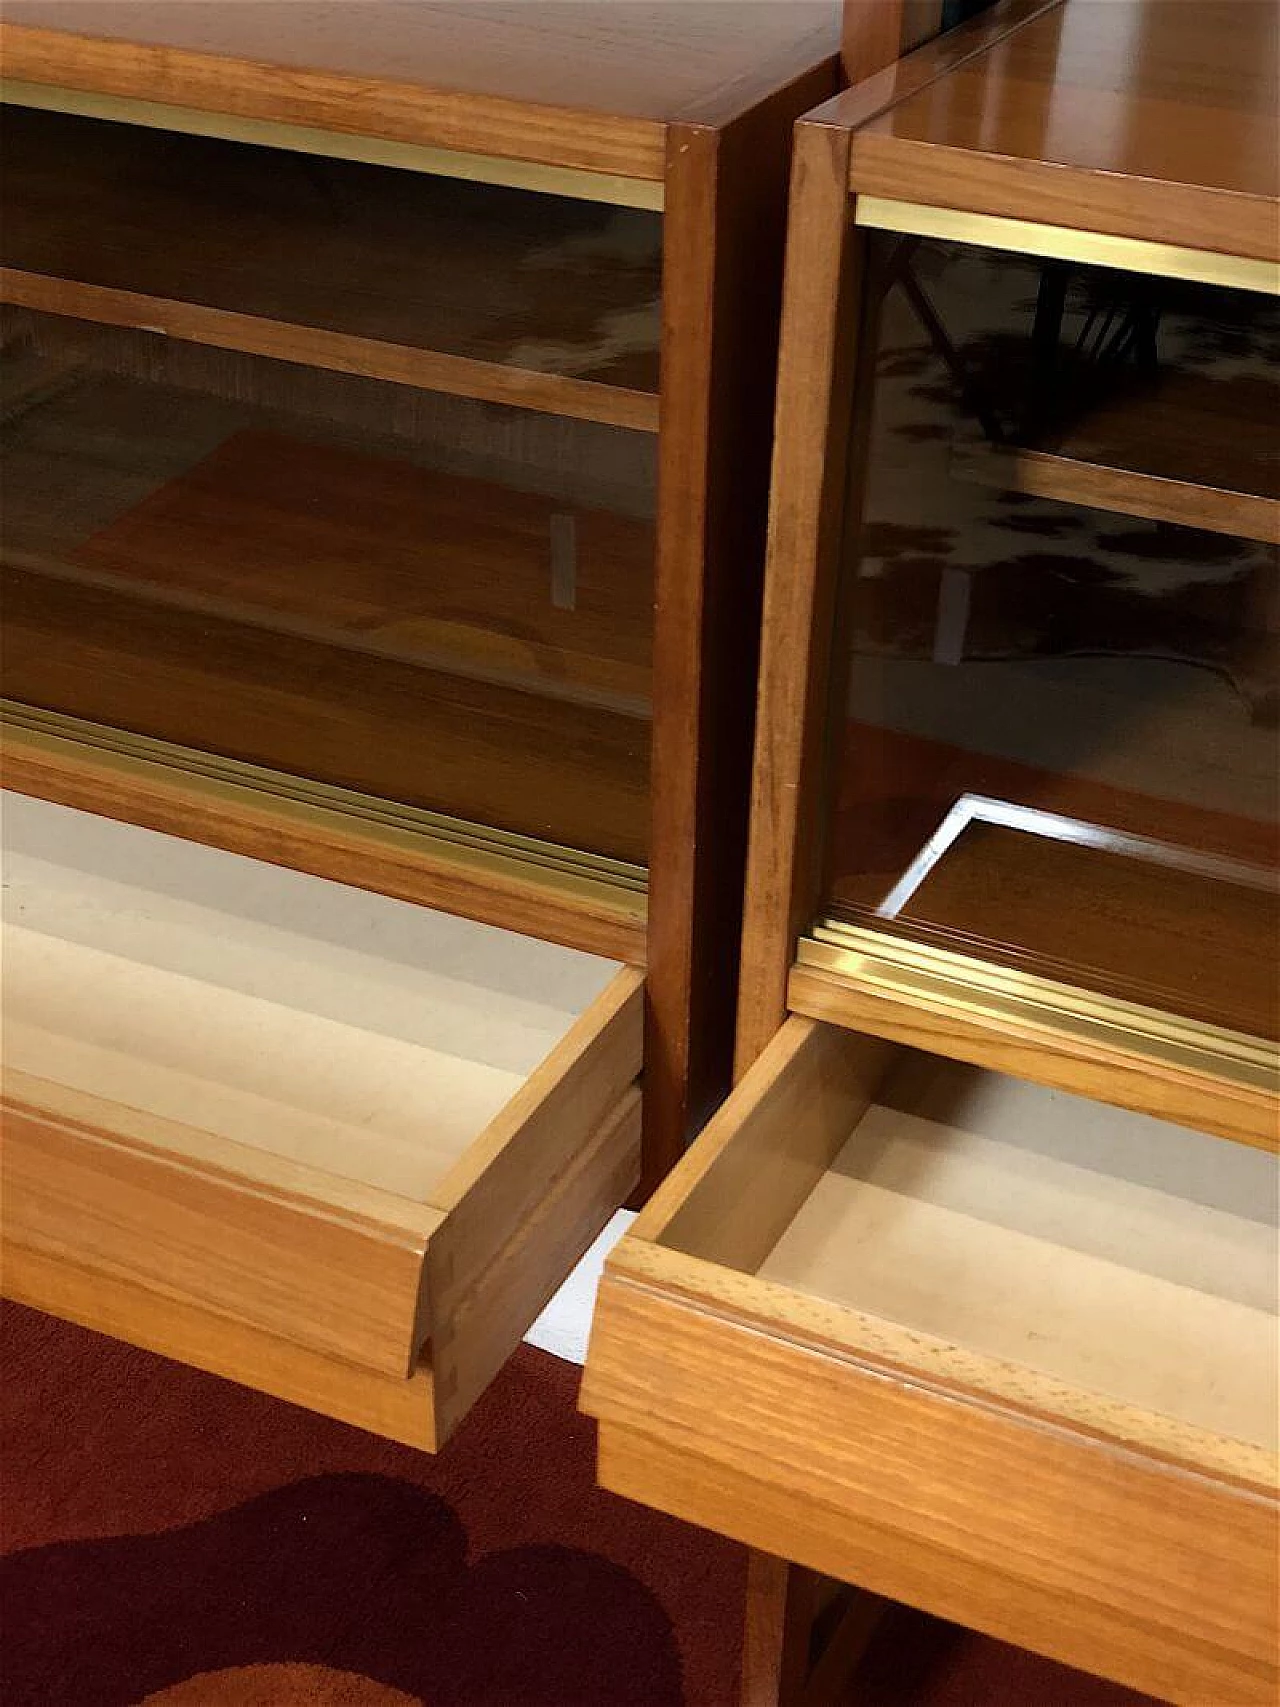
[1, 1302, 1151, 1705]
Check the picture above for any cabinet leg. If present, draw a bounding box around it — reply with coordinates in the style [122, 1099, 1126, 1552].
[741, 1551, 886, 1707]
[742, 1551, 818, 1707]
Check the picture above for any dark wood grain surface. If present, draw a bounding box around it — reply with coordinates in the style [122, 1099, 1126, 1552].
[0, 2, 840, 174]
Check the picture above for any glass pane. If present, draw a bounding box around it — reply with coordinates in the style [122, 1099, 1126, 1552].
[2, 104, 662, 395]
[823, 234, 1279, 1039]
[1, 307, 655, 864]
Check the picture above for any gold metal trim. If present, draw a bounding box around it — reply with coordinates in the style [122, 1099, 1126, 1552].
[2, 701, 649, 916]
[855, 196, 1279, 295]
[878, 793, 1276, 919]
[0, 79, 665, 211]
[799, 920, 1279, 1093]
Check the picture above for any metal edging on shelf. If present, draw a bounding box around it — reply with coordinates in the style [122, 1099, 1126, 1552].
[854, 196, 1280, 295]
[0, 78, 666, 211]
[798, 919, 1279, 1094]
[1, 700, 649, 913]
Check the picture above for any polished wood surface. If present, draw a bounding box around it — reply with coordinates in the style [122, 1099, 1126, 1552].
[0, 2, 839, 177]
[0, 104, 662, 429]
[847, 0, 1280, 258]
[5, 1243, 443, 1450]
[583, 1018, 1280, 1704]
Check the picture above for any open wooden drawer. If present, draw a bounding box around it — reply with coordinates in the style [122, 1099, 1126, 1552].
[583, 1019, 1280, 1704]
[2, 793, 643, 1450]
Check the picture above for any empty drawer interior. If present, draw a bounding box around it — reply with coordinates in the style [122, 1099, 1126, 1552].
[659, 1030, 1278, 1482]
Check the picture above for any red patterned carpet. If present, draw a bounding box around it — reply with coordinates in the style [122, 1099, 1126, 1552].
[1, 1302, 1152, 1706]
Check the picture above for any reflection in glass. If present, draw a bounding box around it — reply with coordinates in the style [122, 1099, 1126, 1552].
[824, 236, 1279, 1038]
[1, 310, 656, 864]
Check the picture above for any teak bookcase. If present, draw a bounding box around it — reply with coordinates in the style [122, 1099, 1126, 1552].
[0, 3, 842, 1448]
[584, 2, 1280, 1702]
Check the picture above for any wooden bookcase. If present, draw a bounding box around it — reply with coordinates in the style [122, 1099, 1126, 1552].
[0, 4, 842, 1445]
[584, 2, 1279, 1701]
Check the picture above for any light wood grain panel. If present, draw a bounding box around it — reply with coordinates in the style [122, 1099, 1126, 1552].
[585, 1277, 1280, 1705]
[788, 962, 1280, 1152]
[432, 1086, 640, 1442]
[2, 822, 642, 1435]
[595, 1410, 1279, 1707]
[1, 1094, 435, 1378]
[631, 1017, 893, 1271]
[3, 1244, 439, 1450]
[756, 1057, 1278, 1471]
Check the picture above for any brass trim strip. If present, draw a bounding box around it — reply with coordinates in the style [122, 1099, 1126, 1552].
[1, 700, 649, 913]
[855, 196, 1279, 295]
[877, 793, 1276, 919]
[0, 79, 665, 211]
[800, 921, 1278, 1093]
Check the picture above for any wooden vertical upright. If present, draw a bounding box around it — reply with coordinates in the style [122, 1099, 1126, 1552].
[736, 6, 952, 1699]
[643, 57, 838, 1195]
[733, 116, 861, 1079]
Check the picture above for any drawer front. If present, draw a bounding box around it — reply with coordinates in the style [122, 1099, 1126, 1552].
[2, 797, 643, 1446]
[2, 1080, 438, 1378]
[582, 1018, 1280, 1703]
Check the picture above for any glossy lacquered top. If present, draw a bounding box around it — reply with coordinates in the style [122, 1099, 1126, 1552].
[0, 1, 840, 178]
[833, 0, 1279, 260]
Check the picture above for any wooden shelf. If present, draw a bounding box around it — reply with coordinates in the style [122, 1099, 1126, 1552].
[0, 360, 655, 863]
[0, 106, 663, 430]
[953, 366, 1279, 543]
[4, 424, 656, 712]
[843, 0, 1280, 261]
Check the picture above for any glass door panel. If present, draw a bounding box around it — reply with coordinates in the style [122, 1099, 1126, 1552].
[822, 233, 1279, 1039]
